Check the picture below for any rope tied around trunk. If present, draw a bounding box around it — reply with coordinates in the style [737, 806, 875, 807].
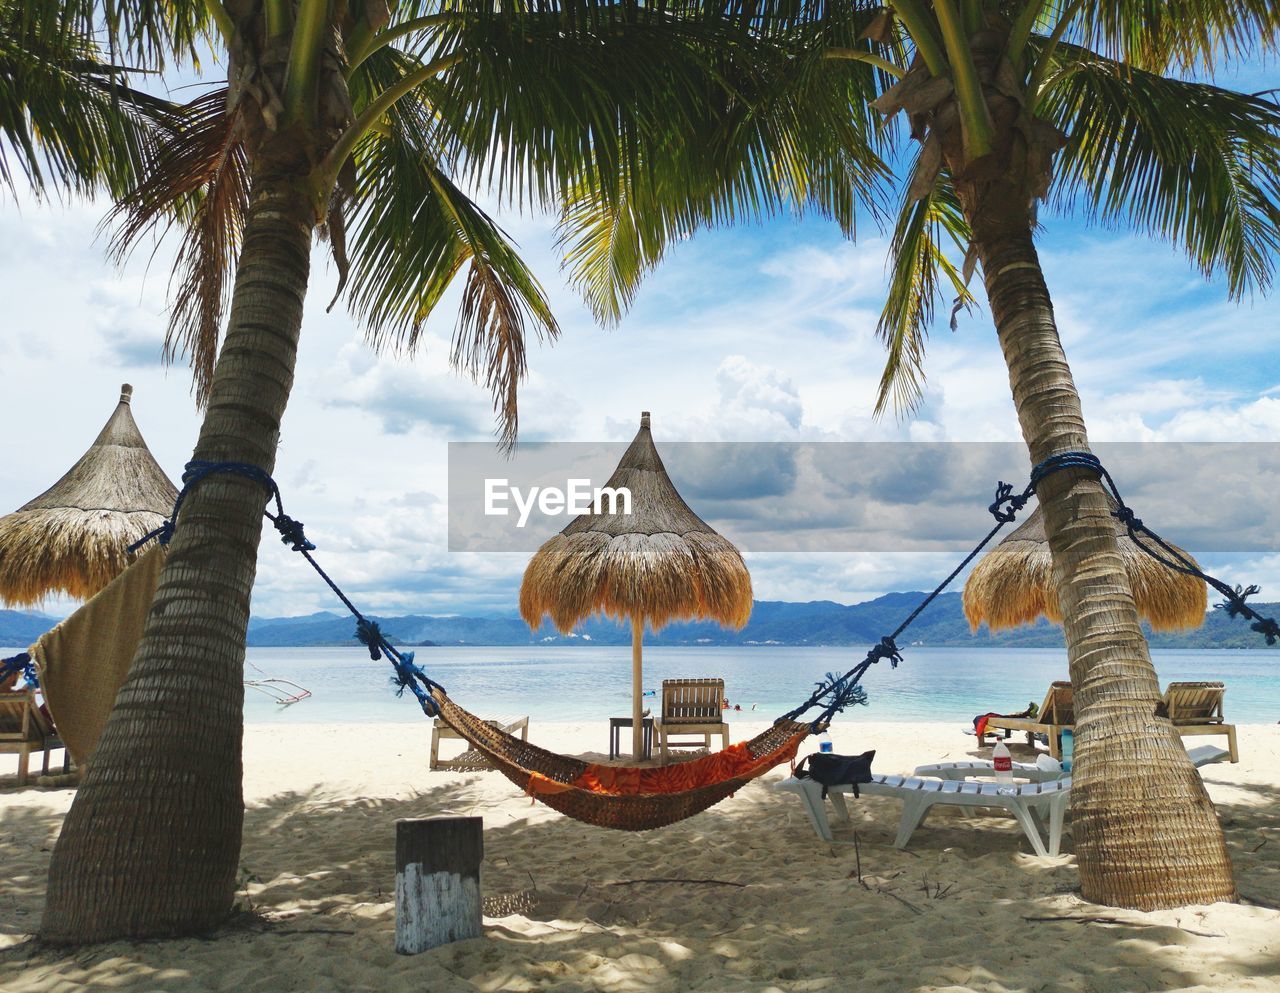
[1056, 453, 1280, 646]
[127, 460, 447, 715]
[783, 449, 1277, 728]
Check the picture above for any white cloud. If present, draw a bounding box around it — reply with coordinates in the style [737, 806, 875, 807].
[2, 173, 1277, 620]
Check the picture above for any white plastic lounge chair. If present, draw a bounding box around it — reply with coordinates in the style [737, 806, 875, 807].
[776, 773, 1072, 856]
[912, 759, 1063, 783]
[777, 745, 1232, 856]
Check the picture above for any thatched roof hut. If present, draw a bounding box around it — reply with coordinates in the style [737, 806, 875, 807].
[0, 384, 177, 606]
[962, 500, 1207, 633]
[520, 412, 751, 758]
[520, 412, 752, 634]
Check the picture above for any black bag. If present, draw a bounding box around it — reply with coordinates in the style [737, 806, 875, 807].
[794, 749, 875, 799]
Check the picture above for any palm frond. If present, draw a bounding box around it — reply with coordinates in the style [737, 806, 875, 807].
[106, 89, 249, 404]
[1041, 45, 1280, 297]
[0, 0, 176, 197]
[428, 2, 888, 213]
[874, 168, 974, 417]
[1073, 1, 1280, 73]
[552, 19, 893, 323]
[19, 0, 212, 70]
[343, 85, 557, 449]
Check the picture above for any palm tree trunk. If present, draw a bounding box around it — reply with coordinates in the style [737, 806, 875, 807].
[977, 226, 1236, 909]
[40, 172, 316, 943]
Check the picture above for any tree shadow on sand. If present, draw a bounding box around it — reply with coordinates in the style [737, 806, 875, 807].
[1, 766, 1277, 992]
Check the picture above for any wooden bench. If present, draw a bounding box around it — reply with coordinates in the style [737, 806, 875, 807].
[655, 678, 729, 764]
[0, 689, 71, 786]
[430, 716, 528, 771]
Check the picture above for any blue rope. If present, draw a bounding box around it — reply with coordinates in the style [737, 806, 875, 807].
[130, 461, 446, 716]
[781, 448, 1279, 730]
[0, 652, 37, 688]
[1073, 455, 1280, 646]
[134, 451, 1277, 734]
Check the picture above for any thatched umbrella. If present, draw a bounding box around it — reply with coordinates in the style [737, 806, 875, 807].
[0, 384, 177, 606]
[520, 412, 752, 759]
[963, 499, 1207, 633]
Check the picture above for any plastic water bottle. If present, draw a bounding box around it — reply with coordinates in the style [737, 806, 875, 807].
[993, 740, 1014, 794]
[819, 730, 833, 754]
[1060, 729, 1074, 773]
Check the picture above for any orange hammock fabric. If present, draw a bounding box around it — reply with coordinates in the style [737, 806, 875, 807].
[525, 735, 805, 797]
[432, 691, 813, 830]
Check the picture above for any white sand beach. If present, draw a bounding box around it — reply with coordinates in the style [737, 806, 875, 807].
[2, 721, 1277, 992]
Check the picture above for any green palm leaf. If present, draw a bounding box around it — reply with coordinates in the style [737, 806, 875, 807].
[874, 166, 973, 416]
[554, 24, 894, 323]
[344, 84, 557, 449]
[1074, 1, 1280, 72]
[105, 89, 249, 405]
[1041, 45, 1280, 296]
[0, 0, 174, 197]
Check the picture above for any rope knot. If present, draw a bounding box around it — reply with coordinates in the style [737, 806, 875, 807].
[354, 618, 384, 660]
[129, 519, 174, 553]
[274, 514, 316, 552]
[1218, 584, 1261, 619]
[1252, 617, 1280, 645]
[1113, 505, 1143, 531]
[0, 652, 37, 687]
[390, 650, 418, 695]
[869, 636, 902, 668]
[989, 481, 1030, 525]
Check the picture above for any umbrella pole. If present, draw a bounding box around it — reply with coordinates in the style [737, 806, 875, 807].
[632, 616, 644, 761]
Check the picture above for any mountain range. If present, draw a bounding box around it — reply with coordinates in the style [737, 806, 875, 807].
[8, 593, 1272, 651]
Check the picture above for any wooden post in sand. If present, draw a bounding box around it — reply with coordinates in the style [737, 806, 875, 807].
[632, 615, 644, 760]
[395, 817, 483, 954]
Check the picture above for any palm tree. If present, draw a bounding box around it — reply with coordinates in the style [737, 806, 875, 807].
[35, 0, 870, 944]
[563, 3, 1280, 910]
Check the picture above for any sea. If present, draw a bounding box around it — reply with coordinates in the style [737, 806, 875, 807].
[222, 645, 1278, 727]
[7, 643, 1273, 727]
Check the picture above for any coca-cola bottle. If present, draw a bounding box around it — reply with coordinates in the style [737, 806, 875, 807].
[993, 739, 1014, 793]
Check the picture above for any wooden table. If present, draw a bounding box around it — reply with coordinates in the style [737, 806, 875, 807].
[609, 716, 654, 760]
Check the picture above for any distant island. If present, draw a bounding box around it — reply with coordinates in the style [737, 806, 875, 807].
[8, 591, 1272, 651]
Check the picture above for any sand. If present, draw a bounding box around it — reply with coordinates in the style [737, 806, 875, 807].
[1, 721, 1277, 993]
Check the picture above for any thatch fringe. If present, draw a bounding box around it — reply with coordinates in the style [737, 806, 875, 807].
[520, 529, 752, 633]
[963, 515, 1207, 633]
[0, 508, 167, 606]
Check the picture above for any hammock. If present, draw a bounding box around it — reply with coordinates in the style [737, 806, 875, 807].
[53, 450, 1270, 834]
[433, 689, 811, 830]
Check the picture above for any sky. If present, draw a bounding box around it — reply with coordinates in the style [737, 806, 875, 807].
[2, 57, 1278, 622]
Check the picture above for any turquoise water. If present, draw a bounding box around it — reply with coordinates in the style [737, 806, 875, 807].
[227, 646, 1280, 726]
[9, 643, 1272, 726]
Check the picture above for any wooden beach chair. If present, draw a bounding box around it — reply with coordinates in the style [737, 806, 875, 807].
[655, 678, 730, 764]
[1162, 681, 1239, 763]
[978, 681, 1074, 759]
[430, 715, 529, 771]
[0, 689, 71, 786]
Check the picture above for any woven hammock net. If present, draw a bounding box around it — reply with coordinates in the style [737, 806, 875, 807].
[432, 690, 811, 830]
